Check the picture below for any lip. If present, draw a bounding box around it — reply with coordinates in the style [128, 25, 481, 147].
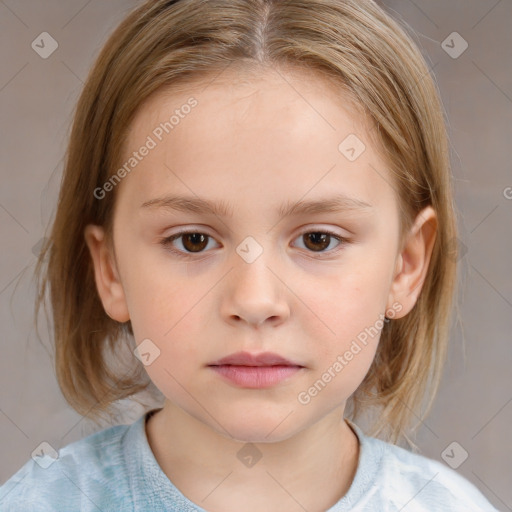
[208, 351, 302, 367]
[207, 351, 304, 389]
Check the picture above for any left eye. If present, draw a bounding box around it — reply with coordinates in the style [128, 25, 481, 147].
[294, 231, 345, 253]
[160, 229, 347, 257]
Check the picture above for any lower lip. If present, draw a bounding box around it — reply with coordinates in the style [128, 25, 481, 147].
[209, 365, 302, 388]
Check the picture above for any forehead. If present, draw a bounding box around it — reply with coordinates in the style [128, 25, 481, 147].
[127, 64, 368, 141]
[116, 65, 394, 216]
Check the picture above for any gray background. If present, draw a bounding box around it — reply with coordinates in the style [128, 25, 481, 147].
[0, 1, 510, 510]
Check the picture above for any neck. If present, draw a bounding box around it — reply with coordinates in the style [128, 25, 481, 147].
[146, 401, 360, 512]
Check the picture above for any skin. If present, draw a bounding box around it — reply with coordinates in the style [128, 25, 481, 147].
[85, 64, 437, 512]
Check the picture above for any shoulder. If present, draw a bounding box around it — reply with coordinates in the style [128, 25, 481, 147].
[0, 422, 134, 512]
[358, 430, 498, 511]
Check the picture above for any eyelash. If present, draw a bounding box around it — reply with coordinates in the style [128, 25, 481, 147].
[159, 228, 349, 259]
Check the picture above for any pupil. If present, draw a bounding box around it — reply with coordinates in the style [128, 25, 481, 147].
[306, 233, 329, 251]
[185, 233, 207, 252]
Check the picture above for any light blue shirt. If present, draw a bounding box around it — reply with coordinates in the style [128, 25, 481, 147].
[0, 410, 499, 511]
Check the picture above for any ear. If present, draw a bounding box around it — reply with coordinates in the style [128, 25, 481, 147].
[386, 206, 437, 318]
[84, 224, 130, 323]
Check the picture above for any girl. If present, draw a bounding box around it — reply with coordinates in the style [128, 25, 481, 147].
[0, 0, 499, 510]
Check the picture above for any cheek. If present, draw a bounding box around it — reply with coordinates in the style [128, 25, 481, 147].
[294, 265, 387, 384]
[129, 279, 201, 350]
[122, 252, 213, 351]
[129, 288, 206, 402]
[300, 265, 386, 334]
[120, 247, 197, 337]
[298, 289, 382, 405]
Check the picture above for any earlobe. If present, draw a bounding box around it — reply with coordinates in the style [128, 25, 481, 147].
[84, 224, 130, 323]
[386, 206, 437, 318]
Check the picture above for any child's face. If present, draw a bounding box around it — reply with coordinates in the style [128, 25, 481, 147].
[86, 66, 434, 442]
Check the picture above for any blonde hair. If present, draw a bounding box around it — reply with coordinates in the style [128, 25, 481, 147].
[35, 0, 458, 445]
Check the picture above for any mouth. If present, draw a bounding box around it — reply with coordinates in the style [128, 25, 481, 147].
[207, 351, 304, 388]
[208, 350, 303, 367]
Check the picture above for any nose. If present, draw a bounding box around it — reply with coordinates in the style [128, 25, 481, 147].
[220, 255, 290, 328]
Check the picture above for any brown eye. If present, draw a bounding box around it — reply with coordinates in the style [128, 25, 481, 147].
[293, 229, 347, 256]
[161, 229, 347, 259]
[161, 231, 217, 256]
[302, 232, 332, 252]
[181, 233, 209, 253]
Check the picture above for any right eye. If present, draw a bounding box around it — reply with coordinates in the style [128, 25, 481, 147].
[160, 231, 220, 258]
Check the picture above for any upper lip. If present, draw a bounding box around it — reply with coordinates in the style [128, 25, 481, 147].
[208, 351, 302, 367]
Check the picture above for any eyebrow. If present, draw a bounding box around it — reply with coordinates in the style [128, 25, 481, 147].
[140, 193, 374, 218]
